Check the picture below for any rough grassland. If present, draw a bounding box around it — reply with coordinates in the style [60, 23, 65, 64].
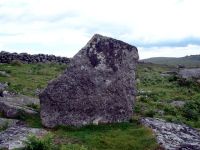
[136, 63, 200, 128]
[1, 62, 200, 149]
[0, 63, 67, 96]
[0, 63, 158, 150]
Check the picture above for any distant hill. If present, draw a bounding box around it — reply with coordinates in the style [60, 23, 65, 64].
[141, 55, 200, 68]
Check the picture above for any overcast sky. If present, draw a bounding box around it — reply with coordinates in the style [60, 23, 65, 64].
[0, 0, 200, 59]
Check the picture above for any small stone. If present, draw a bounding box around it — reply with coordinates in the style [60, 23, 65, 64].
[0, 82, 8, 97]
[197, 79, 200, 84]
[0, 71, 10, 77]
[170, 100, 186, 107]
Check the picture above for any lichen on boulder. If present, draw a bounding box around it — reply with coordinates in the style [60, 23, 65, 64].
[39, 34, 139, 128]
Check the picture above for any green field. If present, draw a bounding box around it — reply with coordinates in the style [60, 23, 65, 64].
[0, 62, 199, 149]
[0, 62, 67, 96]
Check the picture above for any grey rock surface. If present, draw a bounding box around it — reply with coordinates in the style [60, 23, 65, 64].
[0, 118, 20, 129]
[0, 95, 39, 118]
[170, 100, 185, 107]
[178, 68, 200, 79]
[40, 34, 139, 128]
[141, 117, 200, 150]
[0, 82, 8, 97]
[161, 71, 178, 77]
[3, 94, 39, 106]
[0, 126, 47, 150]
[0, 71, 10, 77]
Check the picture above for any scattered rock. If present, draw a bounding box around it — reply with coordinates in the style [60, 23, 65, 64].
[197, 79, 200, 84]
[40, 34, 139, 128]
[0, 95, 39, 118]
[136, 78, 140, 84]
[0, 126, 47, 150]
[177, 64, 185, 69]
[170, 100, 186, 107]
[157, 110, 164, 116]
[35, 88, 43, 96]
[141, 117, 200, 150]
[2, 90, 14, 97]
[0, 82, 8, 97]
[178, 68, 200, 79]
[0, 71, 10, 77]
[0, 118, 20, 129]
[160, 71, 178, 77]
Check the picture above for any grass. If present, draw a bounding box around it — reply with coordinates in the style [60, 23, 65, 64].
[52, 121, 158, 150]
[19, 114, 158, 150]
[21, 114, 43, 128]
[1, 61, 200, 149]
[0, 63, 67, 97]
[20, 117, 158, 150]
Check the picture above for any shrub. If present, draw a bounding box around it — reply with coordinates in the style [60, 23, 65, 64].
[59, 144, 88, 150]
[24, 134, 88, 150]
[168, 75, 178, 82]
[163, 105, 177, 116]
[144, 109, 156, 117]
[0, 121, 9, 131]
[134, 103, 143, 113]
[10, 60, 22, 66]
[177, 78, 196, 87]
[183, 100, 200, 121]
[26, 103, 40, 111]
[24, 134, 55, 150]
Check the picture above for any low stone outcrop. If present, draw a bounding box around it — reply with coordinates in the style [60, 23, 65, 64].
[0, 95, 39, 118]
[0, 118, 20, 129]
[141, 117, 200, 150]
[0, 51, 70, 64]
[40, 34, 139, 128]
[0, 126, 47, 150]
[178, 68, 200, 79]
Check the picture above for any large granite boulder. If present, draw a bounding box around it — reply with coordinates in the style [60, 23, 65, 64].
[40, 34, 139, 128]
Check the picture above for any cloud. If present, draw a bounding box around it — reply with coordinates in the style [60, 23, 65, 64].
[0, 0, 200, 58]
[0, 32, 22, 36]
[139, 44, 200, 59]
[134, 37, 200, 48]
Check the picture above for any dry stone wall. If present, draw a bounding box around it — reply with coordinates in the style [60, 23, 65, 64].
[0, 51, 70, 64]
